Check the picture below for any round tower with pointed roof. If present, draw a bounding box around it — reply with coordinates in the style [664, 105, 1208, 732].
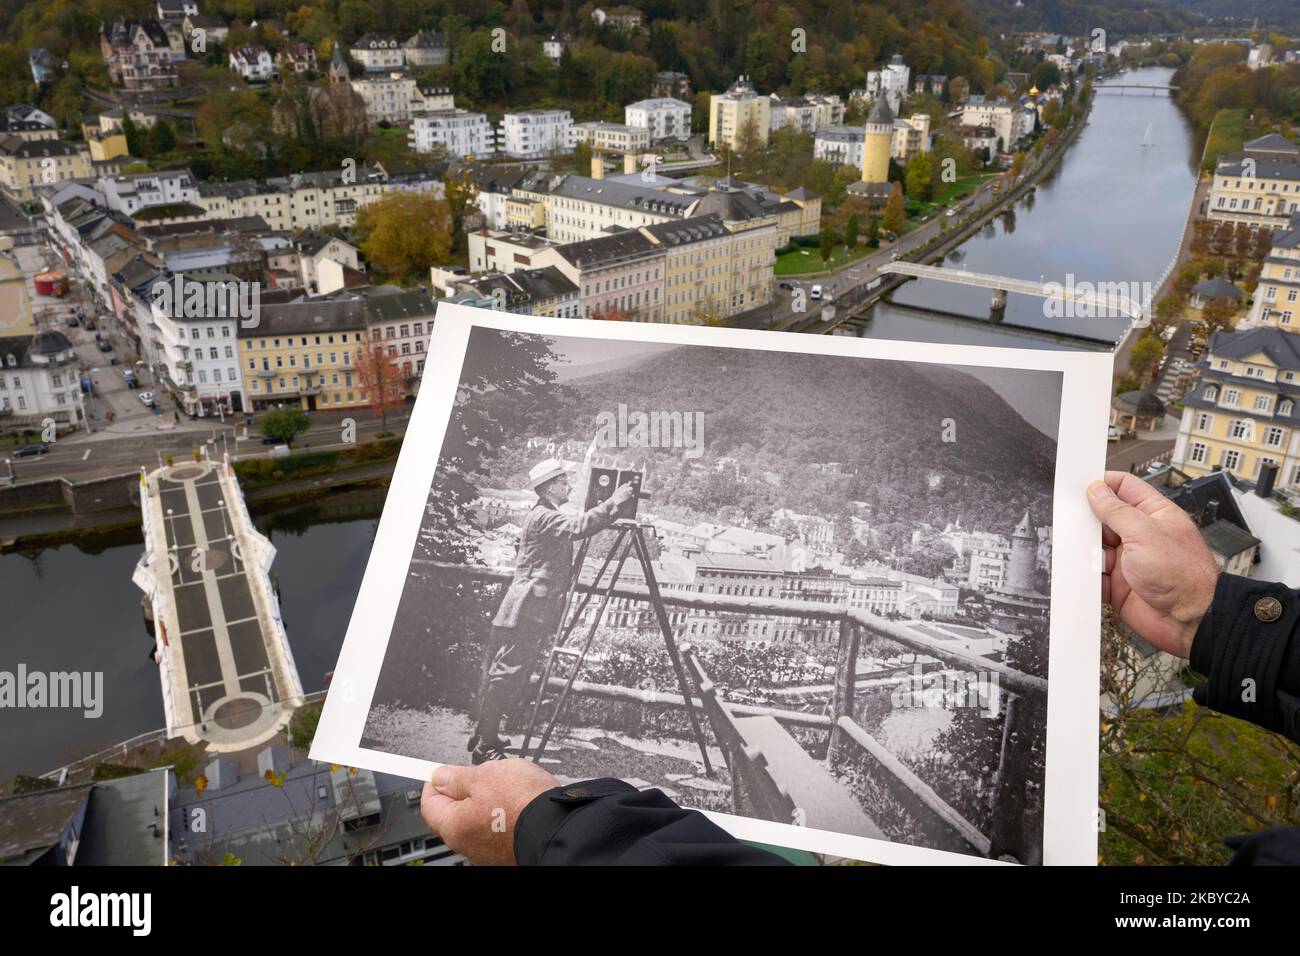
[861, 96, 894, 184]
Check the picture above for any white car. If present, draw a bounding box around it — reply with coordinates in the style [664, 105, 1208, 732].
[1107, 425, 1120, 443]
[139, 391, 155, 407]
[810, 284, 823, 300]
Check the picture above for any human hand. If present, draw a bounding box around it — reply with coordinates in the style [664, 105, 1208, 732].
[1086, 471, 1219, 659]
[611, 482, 636, 506]
[420, 759, 559, 865]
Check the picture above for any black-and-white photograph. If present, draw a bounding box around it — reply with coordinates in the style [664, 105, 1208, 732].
[313, 308, 1107, 865]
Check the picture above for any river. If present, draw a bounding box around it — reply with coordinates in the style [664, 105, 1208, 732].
[0, 67, 1202, 781]
[850, 66, 1199, 349]
[0, 493, 383, 781]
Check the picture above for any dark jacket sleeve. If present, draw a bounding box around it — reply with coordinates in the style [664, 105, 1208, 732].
[1188, 573, 1300, 744]
[1188, 573, 1300, 866]
[514, 778, 793, 865]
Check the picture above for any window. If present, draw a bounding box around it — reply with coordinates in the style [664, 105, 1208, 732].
[225, 346, 233, 359]
[1196, 412, 1214, 432]
[207, 327, 215, 338]
[1204, 385, 1219, 402]
[198, 369, 207, 384]
[1281, 400, 1295, 416]
[1265, 426, 1286, 447]
[1223, 388, 1240, 406]
[1222, 449, 1242, 471]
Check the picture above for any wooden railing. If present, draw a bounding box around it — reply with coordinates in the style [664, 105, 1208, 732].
[421, 559, 1048, 861]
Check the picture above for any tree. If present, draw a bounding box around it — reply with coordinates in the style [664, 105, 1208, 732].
[355, 339, 407, 430]
[866, 216, 881, 248]
[882, 182, 906, 237]
[1201, 298, 1237, 334]
[904, 152, 933, 200]
[260, 405, 310, 446]
[845, 213, 860, 248]
[353, 192, 453, 281]
[1129, 335, 1164, 381]
[819, 226, 836, 262]
[148, 119, 176, 155]
[1009, 150, 1026, 183]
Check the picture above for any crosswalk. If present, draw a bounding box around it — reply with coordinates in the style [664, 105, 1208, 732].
[1155, 356, 1192, 404]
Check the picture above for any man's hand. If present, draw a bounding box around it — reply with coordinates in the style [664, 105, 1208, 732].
[420, 759, 559, 865]
[1086, 470, 1219, 659]
[611, 481, 636, 506]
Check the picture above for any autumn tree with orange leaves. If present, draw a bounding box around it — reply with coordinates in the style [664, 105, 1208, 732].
[355, 336, 407, 430]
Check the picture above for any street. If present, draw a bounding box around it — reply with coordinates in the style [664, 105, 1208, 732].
[729, 176, 1006, 332]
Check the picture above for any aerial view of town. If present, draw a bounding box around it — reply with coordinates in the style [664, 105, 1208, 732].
[0, 0, 1297, 877]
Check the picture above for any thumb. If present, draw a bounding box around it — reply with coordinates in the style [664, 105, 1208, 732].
[1087, 480, 1153, 543]
[430, 763, 474, 801]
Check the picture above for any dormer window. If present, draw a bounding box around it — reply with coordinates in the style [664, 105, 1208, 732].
[4, 354, 14, 367]
[1204, 384, 1219, 402]
[1281, 399, 1295, 417]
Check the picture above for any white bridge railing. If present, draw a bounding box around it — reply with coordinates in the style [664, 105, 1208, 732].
[879, 261, 1149, 324]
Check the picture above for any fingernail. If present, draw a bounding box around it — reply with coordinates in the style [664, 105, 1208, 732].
[431, 766, 451, 790]
[1087, 481, 1112, 499]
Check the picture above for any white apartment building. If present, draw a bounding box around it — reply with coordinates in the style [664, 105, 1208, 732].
[0, 329, 85, 428]
[350, 34, 405, 72]
[625, 97, 692, 142]
[147, 274, 248, 417]
[229, 45, 274, 82]
[410, 109, 495, 158]
[100, 169, 200, 216]
[195, 167, 387, 232]
[350, 74, 453, 123]
[812, 115, 931, 167]
[961, 100, 1017, 150]
[855, 54, 910, 115]
[500, 110, 574, 158]
[571, 121, 650, 154]
[709, 76, 770, 150]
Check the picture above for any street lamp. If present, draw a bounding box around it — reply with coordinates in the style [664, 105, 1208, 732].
[217, 499, 229, 542]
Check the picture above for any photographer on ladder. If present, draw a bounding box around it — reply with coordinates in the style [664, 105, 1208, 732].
[469, 458, 635, 765]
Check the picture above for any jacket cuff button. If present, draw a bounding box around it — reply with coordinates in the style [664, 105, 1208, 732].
[1253, 596, 1283, 623]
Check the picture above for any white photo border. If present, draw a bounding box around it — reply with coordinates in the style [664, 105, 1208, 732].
[310, 303, 1110, 866]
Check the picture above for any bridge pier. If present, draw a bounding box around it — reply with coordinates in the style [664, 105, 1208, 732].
[990, 288, 1007, 322]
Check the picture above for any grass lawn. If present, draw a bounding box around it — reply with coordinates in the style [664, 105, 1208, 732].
[775, 243, 874, 275]
[1202, 109, 1246, 170]
[912, 172, 999, 216]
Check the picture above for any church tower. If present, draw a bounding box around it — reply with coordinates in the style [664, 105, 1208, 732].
[861, 95, 894, 184]
[329, 42, 349, 85]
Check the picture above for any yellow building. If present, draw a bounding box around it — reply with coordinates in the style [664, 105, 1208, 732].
[1206, 133, 1300, 231]
[0, 137, 92, 202]
[861, 97, 894, 184]
[87, 130, 130, 162]
[708, 76, 770, 152]
[239, 300, 371, 412]
[1172, 212, 1300, 488]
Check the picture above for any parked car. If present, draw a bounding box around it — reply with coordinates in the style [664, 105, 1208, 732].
[14, 443, 48, 457]
[138, 391, 155, 407]
[96, 338, 111, 352]
[810, 284, 823, 300]
[1107, 425, 1120, 443]
[261, 435, 284, 445]
[946, 207, 959, 218]
[777, 281, 793, 290]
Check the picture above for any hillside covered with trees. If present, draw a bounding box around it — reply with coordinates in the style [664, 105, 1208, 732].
[474, 337, 1059, 559]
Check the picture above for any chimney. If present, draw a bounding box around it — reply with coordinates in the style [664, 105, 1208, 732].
[1258, 461, 1278, 498]
[624, 152, 639, 175]
[1204, 500, 1219, 524]
[590, 151, 604, 180]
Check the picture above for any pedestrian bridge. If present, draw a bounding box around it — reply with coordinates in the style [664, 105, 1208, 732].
[879, 261, 1149, 325]
[1093, 84, 1179, 94]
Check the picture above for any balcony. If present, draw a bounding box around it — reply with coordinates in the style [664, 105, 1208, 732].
[420, 560, 1048, 863]
[257, 368, 276, 378]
